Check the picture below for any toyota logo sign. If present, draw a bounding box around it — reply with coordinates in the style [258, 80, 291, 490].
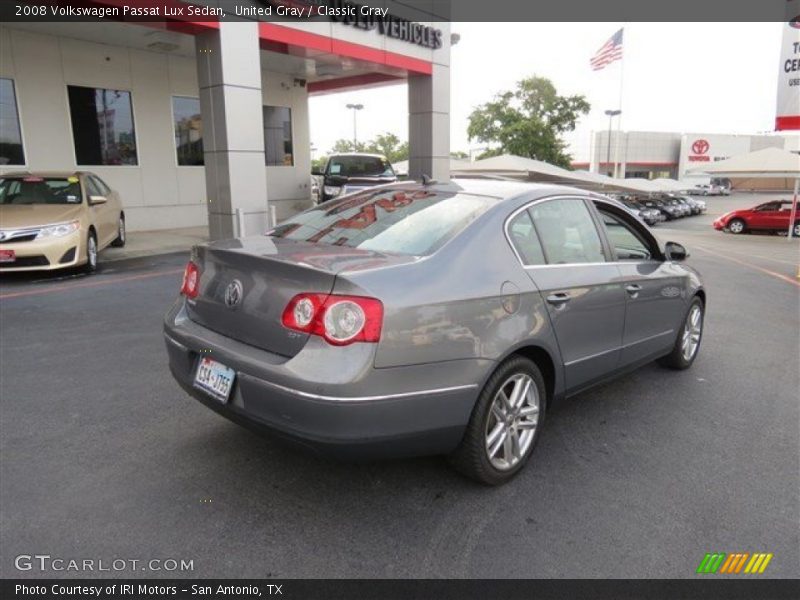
[224, 280, 244, 309]
[691, 139, 710, 155]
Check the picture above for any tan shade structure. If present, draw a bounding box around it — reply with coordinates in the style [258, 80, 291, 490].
[689, 146, 800, 179]
[452, 154, 686, 195]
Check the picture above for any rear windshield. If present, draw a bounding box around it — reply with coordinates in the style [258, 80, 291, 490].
[268, 188, 494, 256]
[327, 156, 394, 178]
[0, 177, 82, 205]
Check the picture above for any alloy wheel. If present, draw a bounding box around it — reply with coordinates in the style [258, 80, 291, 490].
[793, 223, 800, 238]
[119, 217, 126, 243]
[87, 235, 97, 268]
[484, 373, 539, 471]
[681, 304, 703, 362]
[729, 220, 744, 234]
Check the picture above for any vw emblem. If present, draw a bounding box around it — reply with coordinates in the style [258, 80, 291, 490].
[224, 280, 244, 309]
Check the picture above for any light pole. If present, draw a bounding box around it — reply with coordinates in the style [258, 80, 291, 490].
[346, 103, 363, 150]
[604, 109, 621, 177]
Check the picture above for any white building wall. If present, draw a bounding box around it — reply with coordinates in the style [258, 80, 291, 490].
[0, 26, 312, 231]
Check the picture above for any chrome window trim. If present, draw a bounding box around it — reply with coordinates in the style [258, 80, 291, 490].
[253, 378, 479, 404]
[504, 194, 610, 269]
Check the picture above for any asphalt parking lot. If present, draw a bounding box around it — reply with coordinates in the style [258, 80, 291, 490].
[1, 193, 798, 579]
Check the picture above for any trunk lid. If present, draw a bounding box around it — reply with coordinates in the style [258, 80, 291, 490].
[187, 236, 412, 357]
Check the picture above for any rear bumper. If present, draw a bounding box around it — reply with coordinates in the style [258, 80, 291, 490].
[164, 299, 486, 459]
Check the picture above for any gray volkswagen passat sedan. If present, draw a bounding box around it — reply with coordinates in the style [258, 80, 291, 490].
[164, 180, 705, 485]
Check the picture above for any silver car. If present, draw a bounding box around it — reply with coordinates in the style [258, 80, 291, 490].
[164, 180, 705, 485]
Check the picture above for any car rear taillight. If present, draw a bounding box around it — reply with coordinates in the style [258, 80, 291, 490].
[180, 261, 200, 299]
[282, 293, 383, 346]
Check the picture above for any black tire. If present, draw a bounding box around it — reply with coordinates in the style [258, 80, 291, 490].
[727, 218, 746, 234]
[111, 213, 126, 247]
[793, 222, 800, 238]
[449, 356, 547, 486]
[658, 296, 704, 370]
[84, 230, 98, 274]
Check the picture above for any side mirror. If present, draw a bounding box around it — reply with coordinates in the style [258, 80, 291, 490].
[89, 195, 107, 205]
[664, 241, 688, 262]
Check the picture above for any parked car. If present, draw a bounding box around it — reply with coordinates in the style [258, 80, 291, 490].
[690, 183, 730, 196]
[665, 196, 692, 217]
[619, 198, 661, 226]
[312, 153, 397, 203]
[713, 200, 800, 236]
[164, 180, 706, 485]
[0, 171, 125, 273]
[643, 198, 681, 221]
[676, 195, 707, 215]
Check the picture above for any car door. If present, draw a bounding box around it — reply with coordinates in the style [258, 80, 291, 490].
[592, 200, 688, 367]
[85, 175, 115, 246]
[748, 203, 778, 229]
[523, 196, 626, 394]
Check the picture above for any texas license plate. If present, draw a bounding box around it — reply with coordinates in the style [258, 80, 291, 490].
[193, 357, 235, 403]
[0, 250, 15, 263]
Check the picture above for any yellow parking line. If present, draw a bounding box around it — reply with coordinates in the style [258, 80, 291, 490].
[693, 245, 800, 288]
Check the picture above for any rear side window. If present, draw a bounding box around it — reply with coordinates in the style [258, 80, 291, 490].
[269, 189, 494, 256]
[529, 198, 605, 264]
[508, 210, 545, 265]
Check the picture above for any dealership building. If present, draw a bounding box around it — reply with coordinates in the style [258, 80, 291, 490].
[575, 130, 798, 189]
[0, 3, 450, 237]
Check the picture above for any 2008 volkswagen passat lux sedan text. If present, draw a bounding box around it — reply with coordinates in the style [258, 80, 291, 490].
[164, 180, 705, 485]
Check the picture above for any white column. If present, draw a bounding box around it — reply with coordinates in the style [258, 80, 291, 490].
[196, 22, 268, 240]
[408, 24, 451, 181]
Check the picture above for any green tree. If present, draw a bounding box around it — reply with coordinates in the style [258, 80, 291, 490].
[450, 150, 469, 160]
[325, 133, 409, 164]
[330, 138, 365, 153]
[362, 132, 409, 164]
[467, 76, 590, 168]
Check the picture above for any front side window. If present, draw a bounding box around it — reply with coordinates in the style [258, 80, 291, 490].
[598, 210, 653, 260]
[67, 86, 137, 165]
[269, 188, 494, 256]
[172, 96, 203, 166]
[508, 210, 545, 265]
[263, 106, 293, 166]
[0, 177, 82, 205]
[529, 198, 605, 264]
[0, 78, 25, 165]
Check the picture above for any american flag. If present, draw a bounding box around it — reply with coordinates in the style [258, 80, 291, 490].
[590, 28, 624, 71]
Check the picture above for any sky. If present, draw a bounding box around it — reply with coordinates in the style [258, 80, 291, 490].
[308, 22, 786, 162]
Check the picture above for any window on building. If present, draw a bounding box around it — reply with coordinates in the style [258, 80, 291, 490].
[172, 96, 203, 166]
[263, 106, 293, 166]
[67, 85, 137, 165]
[0, 78, 25, 165]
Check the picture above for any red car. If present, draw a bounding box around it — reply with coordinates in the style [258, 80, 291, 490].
[713, 200, 799, 236]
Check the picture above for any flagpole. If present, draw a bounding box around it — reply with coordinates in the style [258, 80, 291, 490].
[612, 26, 625, 179]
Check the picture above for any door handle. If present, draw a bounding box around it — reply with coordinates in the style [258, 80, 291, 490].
[625, 284, 642, 297]
[546, 292, 571, 306]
